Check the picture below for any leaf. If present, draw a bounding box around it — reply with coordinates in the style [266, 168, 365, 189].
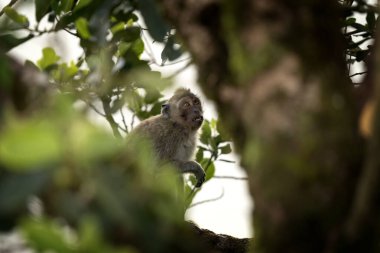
[75, 17, 91, 39]
[205, 162, 215, 181]
[138, 0, 169, 42]
[125, 89, 144, 113]
[366, 11, 376, 31]
[148, 101, 162, 116]
[195, 148, 204, 163]
[144, 88, 162, 104]
[132, 38, 144, 56]
[351, 22, 366, 31]
[66, 119, 120, 163]
[52, 62, 79, 81]
[344, 17, 356, 26]
[129, 69, 171, 91]
[355, 49, 369, 62]
[21, 218, 74, 252]
[61, 0, 75, 13]
[35, 0, 53, 22]
[113, 26, 141, 42]
[111, 22, 126, 34]
[200, 120, 211, 145]
[0, 120, 61, 170]
[220, 143, 232, 154]
[3, 7, 29, 27]
[0, 34, 34, 52]
[161, 35, 182, 62]
[210, 137, 219, 150]
[73, 0, 92, 12]
[37, 47, 61, 70]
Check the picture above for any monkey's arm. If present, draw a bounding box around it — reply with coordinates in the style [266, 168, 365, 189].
[172, 160, 205, 187]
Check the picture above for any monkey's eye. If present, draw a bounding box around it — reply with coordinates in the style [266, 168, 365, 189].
[183, 102, 190, 107]
[194, 100, 200, 105]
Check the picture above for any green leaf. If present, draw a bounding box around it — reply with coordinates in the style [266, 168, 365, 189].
[75, 17, 91, 39]
[73, 0, 92, 12]
[344, 17, 356, 26]
[3, 7, 29, 27]
[138, 0, 169, 42]
[195, 148, 204, 163]
[68, 121, 120, 163]
[21, 218, 74, 252]
[132, 38, 144, 56]
[148, 101, 162, 116]
[37, 47, 61, 70]
[0, 120, 61, 170]
[61, 0, 75, 12]
[144, 88, 162, 104]
[210, 118, 217, 129]
[111, 22, 126, 34]
[35, 0, 53, 22]
[210, 137, 218, 150]
[0, 34, 34, 52]
[129, 69, 171, 91]
[113, 26, 141, 42]
[220, 143, 232, 154]
[200, 120, 211, 145]
[205, 162, 215, 181]
[52, 62, 79, 81]
[125, 89, 144, 113]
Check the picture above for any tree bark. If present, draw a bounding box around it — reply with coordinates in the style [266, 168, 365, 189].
[158, 0, 367, 252]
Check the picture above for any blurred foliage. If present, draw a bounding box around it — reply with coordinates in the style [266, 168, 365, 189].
[0, 0, 375, 251]
[0, 0, 232, 252]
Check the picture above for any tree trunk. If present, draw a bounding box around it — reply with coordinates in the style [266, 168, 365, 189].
[158, 0, 374, 252]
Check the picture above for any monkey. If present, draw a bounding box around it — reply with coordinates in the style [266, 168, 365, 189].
[129, 88, 205, 187]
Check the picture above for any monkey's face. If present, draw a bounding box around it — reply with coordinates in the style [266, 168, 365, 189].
[173, 95, 203, 130]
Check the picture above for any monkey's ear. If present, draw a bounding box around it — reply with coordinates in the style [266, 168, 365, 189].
[161, 104, 170, 118]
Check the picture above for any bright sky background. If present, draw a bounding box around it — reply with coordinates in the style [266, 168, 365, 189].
[1, 0, 253, 238]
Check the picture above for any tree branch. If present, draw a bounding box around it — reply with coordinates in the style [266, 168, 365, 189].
[100, 96, 122, 138]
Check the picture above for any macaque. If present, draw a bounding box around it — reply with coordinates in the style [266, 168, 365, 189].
[131, 88, 205, 187]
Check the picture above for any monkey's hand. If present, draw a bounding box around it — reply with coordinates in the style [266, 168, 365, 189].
[174, 160, 205, 187]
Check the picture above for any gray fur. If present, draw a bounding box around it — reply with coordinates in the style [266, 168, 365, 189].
[130, 89, 205, 187]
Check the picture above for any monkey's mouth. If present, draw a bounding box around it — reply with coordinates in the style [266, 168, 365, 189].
[192, 116, 203, 123]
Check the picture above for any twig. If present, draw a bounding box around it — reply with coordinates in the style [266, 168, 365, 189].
[213, 176, 248, 180]
[0, 0, 18, 17]
[166, 61, 192, 79]
[119, 108, 129, 133]
[130, 113, 136, 130]
[217, 159, 236, 163]
[100, 96, 122, 138]
[160, 57, 191, 67]
[117, 88, 129, 133]
[62, 27, 80, 38]
[189, 188, 224, 208]
[187, 151, 217, 201]
[140, 26, 159, 65]
[84, 100, 106, 117]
